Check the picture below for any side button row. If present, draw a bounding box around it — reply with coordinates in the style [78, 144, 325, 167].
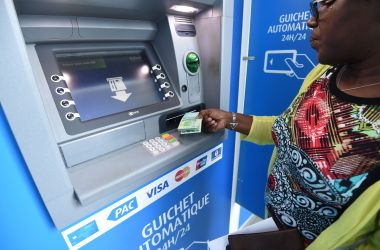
[51, 74, 79, 121]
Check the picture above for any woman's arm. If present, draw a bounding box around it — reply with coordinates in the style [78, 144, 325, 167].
[198, 109, 253, 135]
[199, 108, 277, 145]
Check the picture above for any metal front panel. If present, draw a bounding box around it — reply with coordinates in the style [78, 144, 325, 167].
[60, 121, 145, 167]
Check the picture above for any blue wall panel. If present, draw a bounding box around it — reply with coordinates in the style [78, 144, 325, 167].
[236, 0, 317, 217]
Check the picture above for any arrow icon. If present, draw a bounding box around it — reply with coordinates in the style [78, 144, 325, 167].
[107, 77, 132, 102]
[112, 90, 131, 102]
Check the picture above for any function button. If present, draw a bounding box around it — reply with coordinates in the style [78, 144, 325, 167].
[65, 112, 79, 121]
[56, 87, 69, 95]
[162, 134, 175, 141]
[158, 147, 166, 152]
[162, 133, 171, 139]
[164, 91, 175, 98]
[60, 99, 74, 108]
[152, 64, 162, 71]
[156, 73, 166, 80]
[56, 87, 65, 95]
[61, 100, 69, 107]
[51, 75, 63, 82]
[160, 82, 170, 89]
[169, 138, 177, 143]
[66, 113, 74, 120]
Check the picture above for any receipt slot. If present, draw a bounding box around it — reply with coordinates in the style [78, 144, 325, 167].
[0, 0, 233, 230]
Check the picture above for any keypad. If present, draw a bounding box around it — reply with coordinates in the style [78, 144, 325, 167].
[142, 133, 180, 156]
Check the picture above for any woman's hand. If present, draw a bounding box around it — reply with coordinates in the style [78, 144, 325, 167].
[198, 109, 231, 133]
[199, 109, 253, 135]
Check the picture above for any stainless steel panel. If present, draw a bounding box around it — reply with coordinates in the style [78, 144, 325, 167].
[60, 121, 146, 167]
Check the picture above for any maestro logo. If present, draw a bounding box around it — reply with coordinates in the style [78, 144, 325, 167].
[175, 166, 190, 182]
[196, 155, 208, 170]
[211, 147, 222, 161]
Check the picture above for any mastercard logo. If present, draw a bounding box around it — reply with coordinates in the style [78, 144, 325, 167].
[175, 166, 190, 182]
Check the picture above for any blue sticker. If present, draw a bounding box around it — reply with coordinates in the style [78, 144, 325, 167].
[211, 148, 222, 160]
[68, 221, 99, 246]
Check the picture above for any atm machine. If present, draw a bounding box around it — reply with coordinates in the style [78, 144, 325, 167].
[0, 0, 233, 244]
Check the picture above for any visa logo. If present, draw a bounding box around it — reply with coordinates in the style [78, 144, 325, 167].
[147, 180, 169, 198]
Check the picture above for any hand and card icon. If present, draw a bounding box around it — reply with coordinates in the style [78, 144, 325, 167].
[264, 50, 315, 79]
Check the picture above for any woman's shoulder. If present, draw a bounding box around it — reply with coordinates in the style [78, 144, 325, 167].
[292, 64, 332, 99]
[308, 64, 332, 79]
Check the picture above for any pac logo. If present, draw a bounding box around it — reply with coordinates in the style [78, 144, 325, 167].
[107, 197, 138, 221]
[146, 180, 169, 199]
[196, 155, 207, 170]
[211, 147, 222, 160]
[175, 166, 190, 182]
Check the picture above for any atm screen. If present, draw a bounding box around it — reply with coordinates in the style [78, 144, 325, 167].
[56, 51, 163, 122]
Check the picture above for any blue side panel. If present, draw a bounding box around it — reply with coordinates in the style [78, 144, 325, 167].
[0, 107, 68, 249]
[237, 143, 273, 218]
[229, 0, 243, 114]
[236, 0, 317, 217]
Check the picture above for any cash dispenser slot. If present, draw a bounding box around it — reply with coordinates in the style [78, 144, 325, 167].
[159, 104, 204, 133]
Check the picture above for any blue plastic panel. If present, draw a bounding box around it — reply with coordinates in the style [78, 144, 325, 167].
[236, 0, 317, 218]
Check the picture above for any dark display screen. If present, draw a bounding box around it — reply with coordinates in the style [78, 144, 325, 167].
[56, 51, 163, 122]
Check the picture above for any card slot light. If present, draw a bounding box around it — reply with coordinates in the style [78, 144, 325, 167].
[170, 5, 199, 13]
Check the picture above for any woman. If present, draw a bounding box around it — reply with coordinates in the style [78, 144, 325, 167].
[200, 0, 380, 248]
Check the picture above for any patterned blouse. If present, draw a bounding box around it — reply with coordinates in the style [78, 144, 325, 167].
[265, 66, 380, 243]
